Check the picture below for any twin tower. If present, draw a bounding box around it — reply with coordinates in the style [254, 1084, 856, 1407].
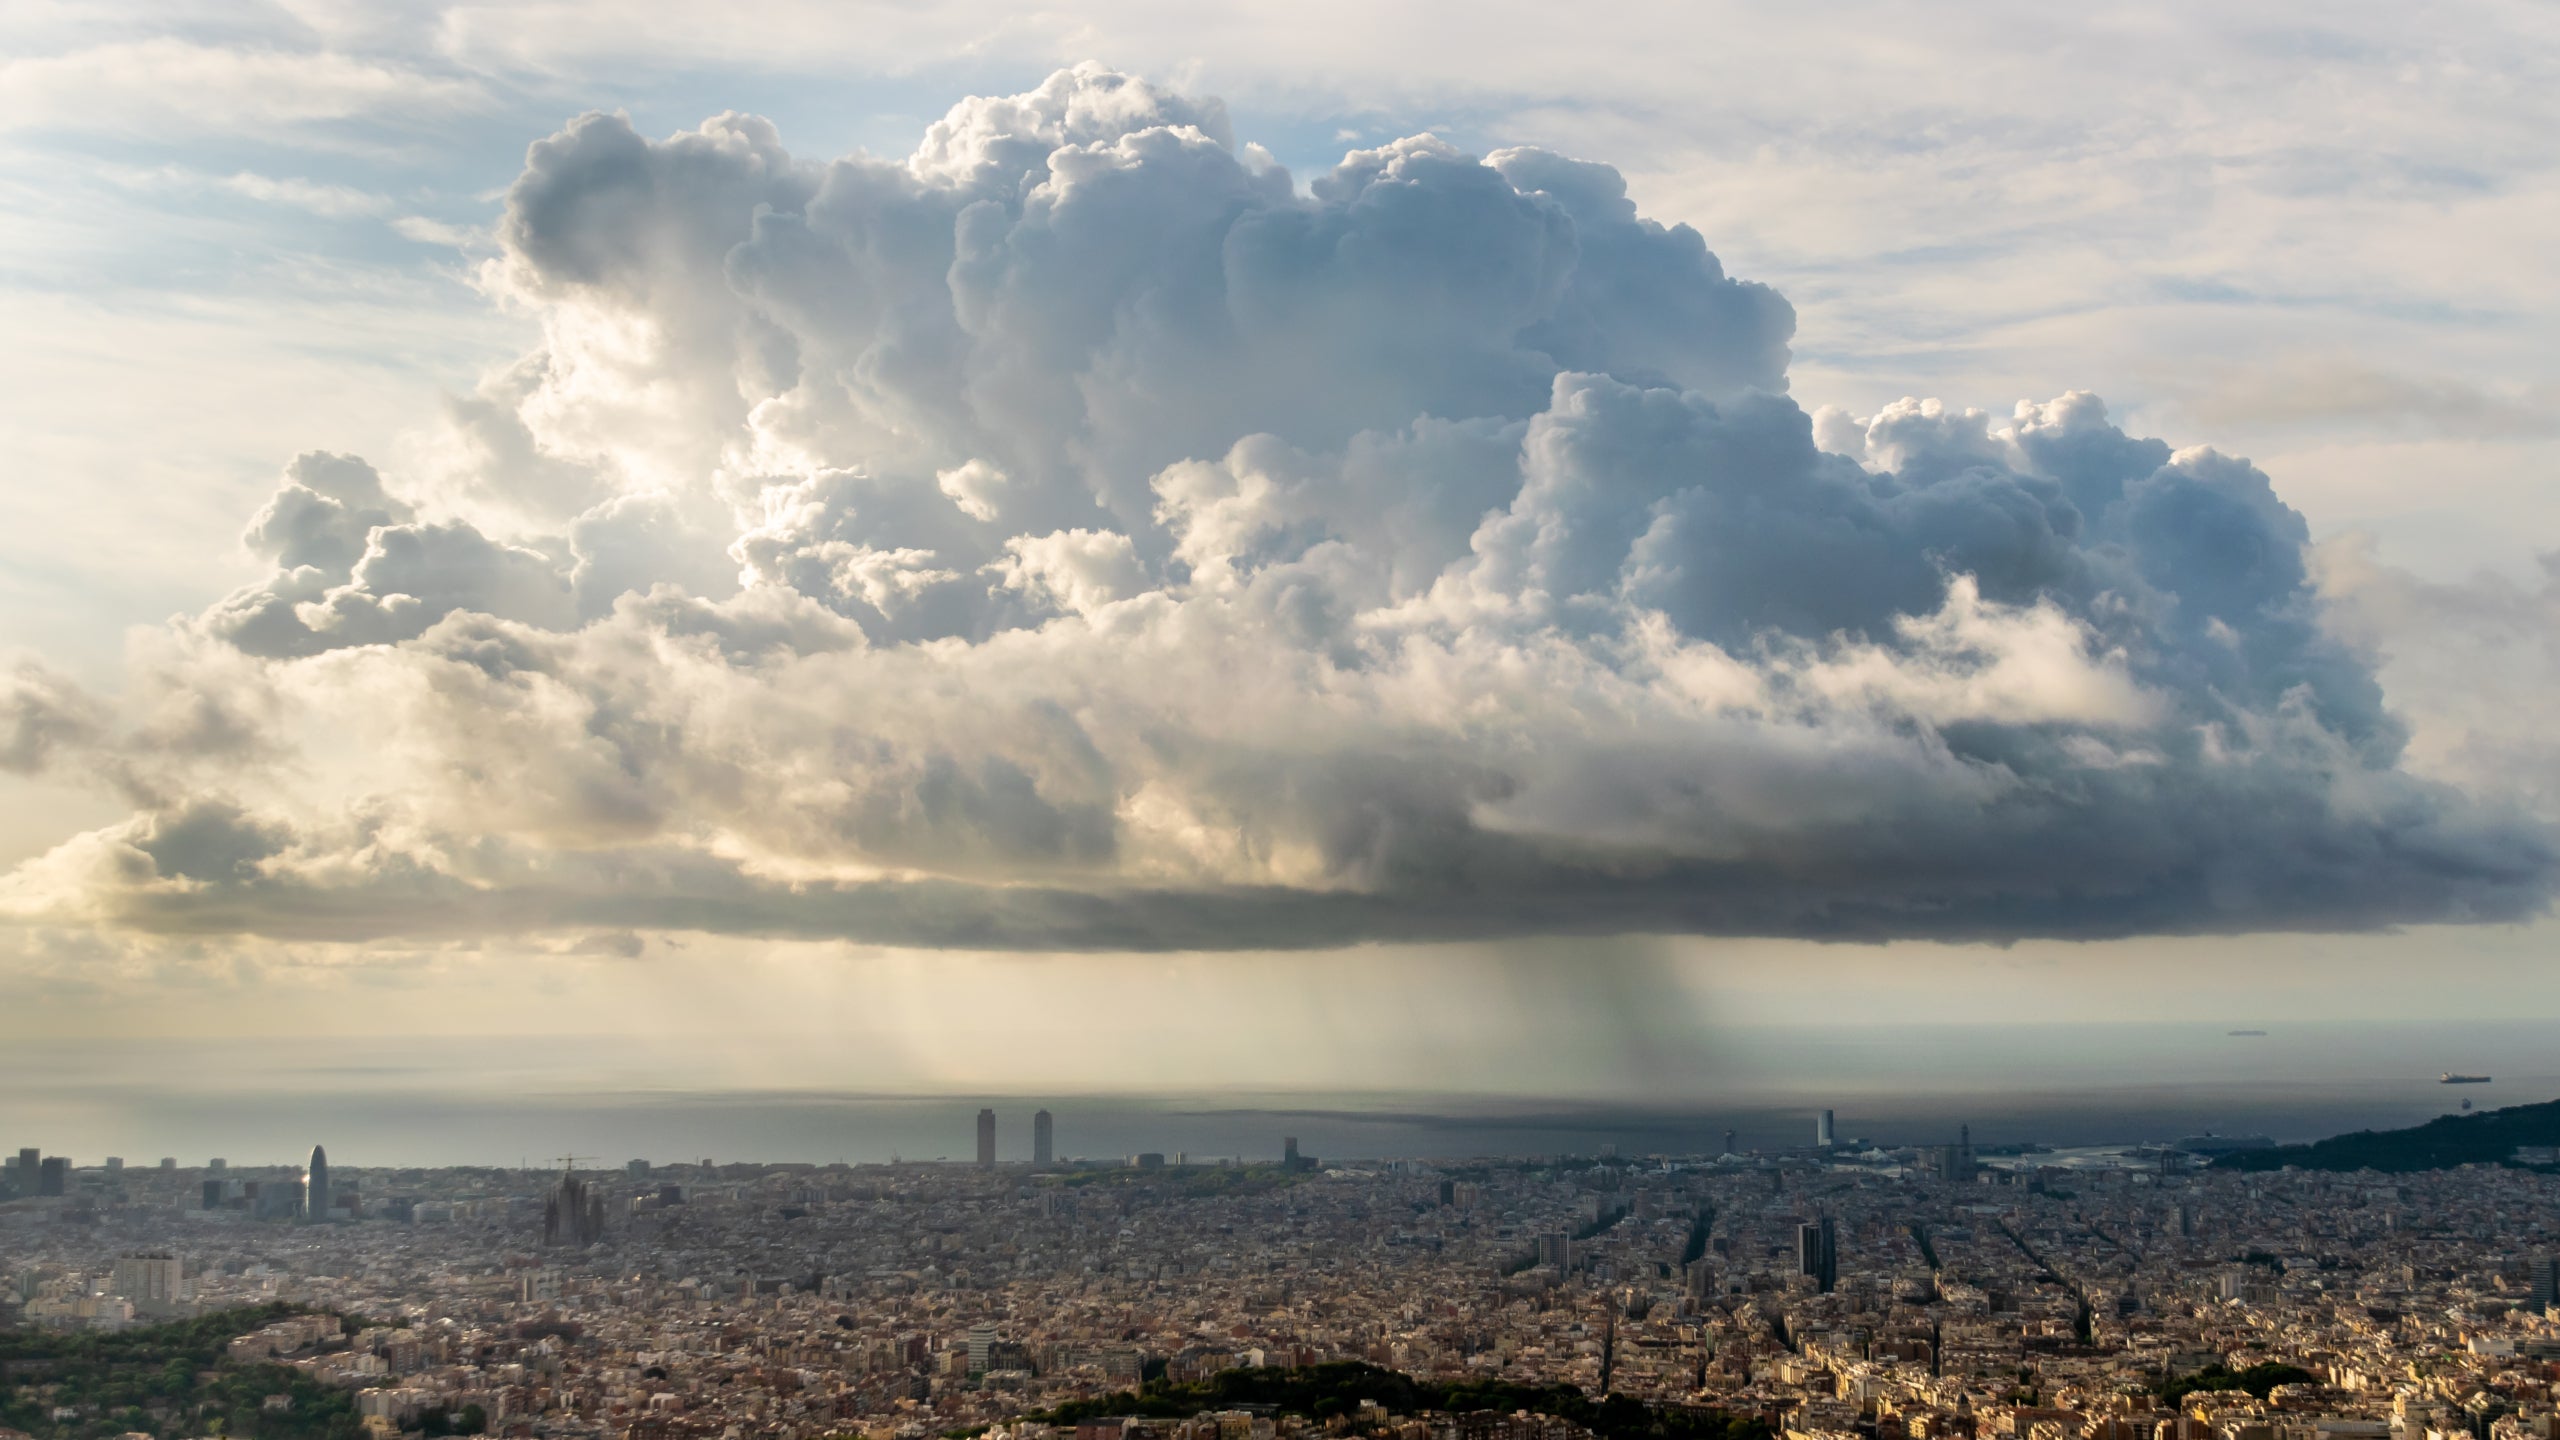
[975, 1108, 1054, 1168]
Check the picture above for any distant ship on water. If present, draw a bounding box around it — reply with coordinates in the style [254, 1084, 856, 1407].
[2441, 1073, 2493, 1084]
[2228, 1029, 2267, 1036]
[2173, 1132, 2276, 1156]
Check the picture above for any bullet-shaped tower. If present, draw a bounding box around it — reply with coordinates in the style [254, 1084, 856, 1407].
[306, 1144, 330, 1222]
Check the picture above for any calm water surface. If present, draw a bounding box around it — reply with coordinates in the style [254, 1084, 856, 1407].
[3, 1020, 2549, 1168]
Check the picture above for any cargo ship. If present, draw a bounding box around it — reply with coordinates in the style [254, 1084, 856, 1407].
[2441, 1073, 2493, 1084]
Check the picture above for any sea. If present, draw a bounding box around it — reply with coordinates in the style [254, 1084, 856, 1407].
[3, 1020, 2551, 1170]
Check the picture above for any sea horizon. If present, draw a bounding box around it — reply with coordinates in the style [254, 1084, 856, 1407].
[10, 1018, 2549, 1169]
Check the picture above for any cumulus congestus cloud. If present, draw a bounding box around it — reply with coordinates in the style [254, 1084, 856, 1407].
[2, 63, 2546, 948]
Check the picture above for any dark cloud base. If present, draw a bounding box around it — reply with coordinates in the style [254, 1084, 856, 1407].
[86, 795, 2547, 950]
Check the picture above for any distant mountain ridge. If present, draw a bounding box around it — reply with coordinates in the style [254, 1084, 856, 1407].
[2215, 1096, 2560, 1173]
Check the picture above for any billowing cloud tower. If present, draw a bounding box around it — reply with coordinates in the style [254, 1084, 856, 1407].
[0, 64, 2543, 951]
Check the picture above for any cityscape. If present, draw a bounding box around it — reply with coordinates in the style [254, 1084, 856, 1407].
[10, 1105, 2560, 1440]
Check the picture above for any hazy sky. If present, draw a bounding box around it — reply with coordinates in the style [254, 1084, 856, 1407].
[3, 2, 2558, 1104]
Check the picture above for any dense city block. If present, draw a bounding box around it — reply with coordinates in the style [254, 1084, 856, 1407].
[7, 1122, 2560, 1440]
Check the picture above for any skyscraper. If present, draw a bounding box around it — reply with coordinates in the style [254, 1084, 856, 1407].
[36, 1157, 66, 1197]
[1033, 1109, 1054, 1167]
[1797, 1216, 1838, 1293]
[1284, 1136, 1301, 1169]
[1932, 1129, 1978, 1183]
[306, 1145, 330, 1222]
[976, 1108, 997, 1168]
[1816, 1110, 1836, 1148]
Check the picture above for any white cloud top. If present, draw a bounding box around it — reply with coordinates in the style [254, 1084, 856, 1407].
[0, 64, 2543, 950]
